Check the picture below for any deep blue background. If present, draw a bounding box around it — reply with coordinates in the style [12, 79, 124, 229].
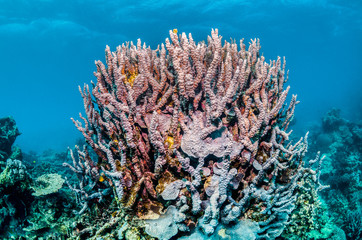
[0, 0, 361, 152]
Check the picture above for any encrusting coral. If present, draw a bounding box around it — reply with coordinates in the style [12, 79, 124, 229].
[64, 29, 328, 239]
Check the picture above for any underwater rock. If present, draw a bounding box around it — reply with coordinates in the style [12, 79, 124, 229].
[322, 108, 345, 132]
[0, 116, 21, 163]
[0, 159, 33, 235]
[9, 146, 22, 161]
[308, 109, 362, 240]
[0, 159, 29, 188]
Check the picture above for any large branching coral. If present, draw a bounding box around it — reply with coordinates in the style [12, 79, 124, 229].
[64, 29, 325, 239]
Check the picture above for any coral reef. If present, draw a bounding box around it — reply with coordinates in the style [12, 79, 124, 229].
[65, 29, 329, 239]
[0, 116, 22, 163]
[308, 109, 362, 240]
[280, 153, 345, 240]
[0, 118, 75, 239]
[0, 117, 32, 235]
[0, 158, 32, 232]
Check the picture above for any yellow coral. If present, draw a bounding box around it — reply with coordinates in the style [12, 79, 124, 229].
[122, 66, 138, 87]
[165, 136, 174, 149]
[127, 72, 138, 87]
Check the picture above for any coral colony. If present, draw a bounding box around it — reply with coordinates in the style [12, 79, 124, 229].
[64, 29, 327, 239]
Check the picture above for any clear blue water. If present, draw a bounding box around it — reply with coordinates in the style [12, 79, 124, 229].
[0, 0, 361, 152]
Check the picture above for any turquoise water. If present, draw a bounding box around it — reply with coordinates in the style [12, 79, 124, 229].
[0, 1, 361, 239]
[0, 0, 360, 152]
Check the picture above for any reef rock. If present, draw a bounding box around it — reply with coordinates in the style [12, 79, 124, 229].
[0, 116, 21, 163]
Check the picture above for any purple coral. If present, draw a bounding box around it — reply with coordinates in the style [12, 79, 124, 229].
[65, 29, 324, 239]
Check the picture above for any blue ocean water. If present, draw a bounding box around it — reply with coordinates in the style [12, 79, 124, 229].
[0, 0, 360, 152]
[0, 1, 361, 239]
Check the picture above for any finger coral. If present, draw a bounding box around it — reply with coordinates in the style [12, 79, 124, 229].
[65, 29, 324, 239]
